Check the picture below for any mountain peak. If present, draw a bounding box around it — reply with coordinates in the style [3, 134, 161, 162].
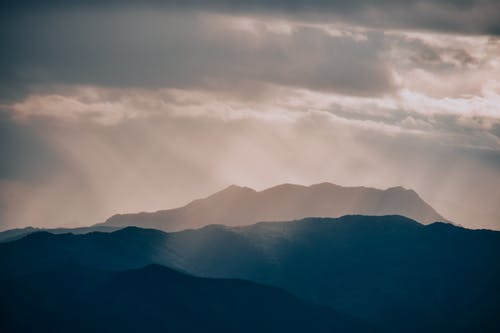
[207, 185, 257, 199]
[309, 182, 342, 189]
[386, 186, 414, 192]
[261, 183, 307, 193]
[217, 184, 256, 194]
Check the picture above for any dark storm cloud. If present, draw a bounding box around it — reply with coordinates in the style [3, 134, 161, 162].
[2, 1, 498, 102]
[0, 11, 395, 102]
[1, 0, 499, 35]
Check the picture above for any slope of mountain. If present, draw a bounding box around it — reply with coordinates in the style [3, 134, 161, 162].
[0, 225, 120, 243]
[102, 183, 446, 231]
[2, 215, 499, 333]
[0, 263, 372, 333]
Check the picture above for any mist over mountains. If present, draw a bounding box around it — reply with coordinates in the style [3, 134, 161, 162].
[102, 182, 446, 231]
[2, 215, 499, 333]
[0, 182, 446, 242]
[2, 0, 499, 331]
[0, 183, 496, 333]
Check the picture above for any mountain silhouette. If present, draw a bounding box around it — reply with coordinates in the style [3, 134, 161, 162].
[1, 215, 498, 333]
[0, 225, 120, 243]
[0, 263, 373, 333]
[101, 183, 446, 231]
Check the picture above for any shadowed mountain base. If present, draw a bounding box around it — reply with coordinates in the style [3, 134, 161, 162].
[0, 263, 374, 333]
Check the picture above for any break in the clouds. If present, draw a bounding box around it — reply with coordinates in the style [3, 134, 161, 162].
[0, 2, 499, 230]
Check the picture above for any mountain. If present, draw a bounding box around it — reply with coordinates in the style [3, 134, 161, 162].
[101, 182, 446, 231]
[2, 215, 498, 333]
[0, 227, 39, 243]
[0, 225, 120, 243]
[0, 263, 372, 333]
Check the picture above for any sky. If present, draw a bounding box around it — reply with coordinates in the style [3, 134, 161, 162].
[0, 0, 499, 230]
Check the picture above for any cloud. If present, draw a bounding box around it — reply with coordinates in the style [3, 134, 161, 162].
[0, 11, 396, 102]
[1, 0, 500, 35]
[385, 32, 500, 97]
[2, 8, 499, 104]
[7, 80, 500, 153]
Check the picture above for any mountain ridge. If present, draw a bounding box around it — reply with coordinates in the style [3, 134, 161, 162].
[101, 182, 446, 231]
[0, 262, 374, 333]
[0, 225, 120, 243]
[2, 215, 498, 333]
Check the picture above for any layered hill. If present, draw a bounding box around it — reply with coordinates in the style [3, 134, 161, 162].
[0, 263, 371, 333]
[102, 183, 446, 231]
[0, 225, 119, 243]
[2, 215, 498, 333]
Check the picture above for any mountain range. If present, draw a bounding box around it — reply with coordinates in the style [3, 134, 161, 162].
[0, 225, 120, 243]
[1, 263, 375, 333]
[2, 215, 498, 333]
[101, 182, 446, 231]
[0, 182, 446, 242]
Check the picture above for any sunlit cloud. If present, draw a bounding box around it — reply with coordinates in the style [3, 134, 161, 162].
[7, 76, 500, 150]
